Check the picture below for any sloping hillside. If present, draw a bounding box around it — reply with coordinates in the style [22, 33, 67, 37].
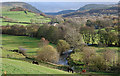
[62, 5, 118, 17]
[1, 2, 51, 26]
[2, 11, 50, 26]
[1, 2, 42, 13]
[1, 35, 70, 74]
[45, 4, 115, 16]
[1, 58, 69, 74]
[78, 4, 114, 11]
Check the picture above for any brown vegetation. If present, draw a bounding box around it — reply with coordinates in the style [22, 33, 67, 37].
[37, 45, 59, 63]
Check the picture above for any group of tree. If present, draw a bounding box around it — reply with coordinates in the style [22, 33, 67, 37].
[86, 19, 115, 29]
[36, 38, 70, 63]
[2, 24, 65, 44]
[79, 25, 119, 46]
[57, 40, 70, 54]
[36, 24, 65, 44]
[80, 26, 96, 44]
[68, 46, 119, 72]
[2, 15, 120, 73]
[98, 29, 119, 46]
[2, 24, 40, 37]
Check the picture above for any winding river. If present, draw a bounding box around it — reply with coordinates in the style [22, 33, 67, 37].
[57, 49, 73, 65]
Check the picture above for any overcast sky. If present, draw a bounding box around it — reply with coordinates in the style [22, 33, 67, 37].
[1, 0, 119, 2]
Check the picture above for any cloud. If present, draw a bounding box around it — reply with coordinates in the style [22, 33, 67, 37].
[1, 0, 119, 2]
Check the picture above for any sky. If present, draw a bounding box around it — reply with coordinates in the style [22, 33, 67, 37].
[1, 0, 119, 2]
[28, 2, 117, 12]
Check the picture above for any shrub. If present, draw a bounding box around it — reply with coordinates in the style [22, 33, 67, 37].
[82, 47, 96, 65]
[90, 55, 108, 71]
[110, 63, 120, 73]
[68, 46, 96, 66]
[37, 45, 59, 63]
[103, 49, 118, 66]
[57, 40, 70, 54]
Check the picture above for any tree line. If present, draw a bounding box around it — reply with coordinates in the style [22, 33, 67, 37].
[2, 18, 119, 47]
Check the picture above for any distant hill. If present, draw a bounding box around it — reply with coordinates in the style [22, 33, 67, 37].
[46, 4, 115, 16]
[62, 4, 118, 17]
[78, 4, 114, 11]
[45, 10, 76, 15]
[1, 2, 42, 13]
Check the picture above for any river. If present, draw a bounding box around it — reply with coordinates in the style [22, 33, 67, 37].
[57, 49, 73, 65]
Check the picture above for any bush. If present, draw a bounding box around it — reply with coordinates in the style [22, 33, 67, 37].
[68, 46, 96, 66]
[103, 49, 118, 66]
[57, 40, 70, 54]
[37, 45, 59, 63]
[82, 47, 96, 65]
[90, 55, 108, 71]
[110, 63, 120, 73]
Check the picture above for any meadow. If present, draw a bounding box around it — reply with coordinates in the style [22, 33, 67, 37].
[2, 34, 57, 56]
[2, 34, 119, 59]
[1, 58, 69, 74]
[1, 34, 71, 74]
[1, 11, 51, 26]
[2, 34, 120, 75]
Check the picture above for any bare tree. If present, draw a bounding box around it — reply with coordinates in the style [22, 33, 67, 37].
[82, 47, 96, 65]
[103, 49, 118, 66]
[64, 27, 83, 49]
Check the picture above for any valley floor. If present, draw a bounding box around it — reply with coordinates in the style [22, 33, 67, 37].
[1, 34, 119, 75]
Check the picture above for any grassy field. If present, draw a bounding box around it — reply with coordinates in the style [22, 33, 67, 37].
[1, 58, 69, 74]
[1, 11, 51, 26]
[2, 48, 25, 59]
[1, 34, 71, 75]
[2, 34, 119, 75]
[2, 34, 119, 56]
[2, 34, 56, 56]
[2, 34, 40, 55]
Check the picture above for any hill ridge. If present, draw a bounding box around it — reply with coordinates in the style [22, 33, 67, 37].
[2, 2, 42, 14]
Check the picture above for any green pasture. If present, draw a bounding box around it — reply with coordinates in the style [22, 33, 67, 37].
[2, 11, 51, 26]
[2, 34, 55, 56]
[1, 35, 70, 74]
[1, 58, 69, 74]
[2, 49, 25, 59]
[1, 34, 120, 75]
